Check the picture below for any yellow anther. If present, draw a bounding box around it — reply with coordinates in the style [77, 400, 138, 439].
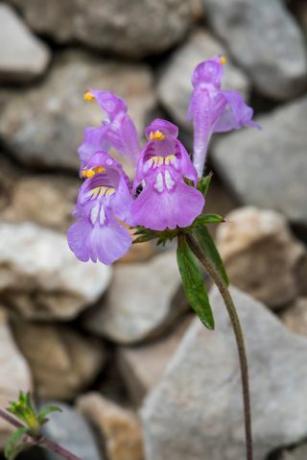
[149, 130, 166, 141]
[219, 56, 227, 65]
[81, 166, 105, 179]
[83, 90, 95, 102]
[81, 169, 95, 179]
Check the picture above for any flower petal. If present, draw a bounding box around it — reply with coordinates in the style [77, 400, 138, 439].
[131, 180, 204, 231]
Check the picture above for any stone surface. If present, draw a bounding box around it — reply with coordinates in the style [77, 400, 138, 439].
[294, 252, 307, 297]
[42, 403, 101, 460]
[212, 97, 307, 224]
[0, 222, 111, 320]
[142, 287, 307, 460]
[0, 309, 32, 448]
[0, 51, 156, 170]
[11, 320, 105, 400]
[83, 251, 185, 344]
[202, 0, 307, 99]
[280, 298, 307, 336]
[77, 393, 144, 460]
[158, 28, 250, 129]
[1, 174, 78, 232]
[0, 4, 50, 83]
[8, 0, 192, 58]
[118, 316, 193, 404]
[216, 207, 304, 309]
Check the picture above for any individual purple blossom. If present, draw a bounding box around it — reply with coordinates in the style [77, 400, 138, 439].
[67, 151, 133, 264]
[130, 119, 204, 231]
[79, 90, 140, 166]
[187, 56, 259, 177]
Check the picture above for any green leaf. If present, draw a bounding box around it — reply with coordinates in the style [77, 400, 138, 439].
[194, 213, 225, 225]
[197, 172, 213, 196]
[192, 225, 229, 286]
[38, 405, 62, 425]
[177, 236, 215, 329]
[4, 427, 28, 460]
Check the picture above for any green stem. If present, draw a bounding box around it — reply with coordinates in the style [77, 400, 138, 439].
[0, 408, 82, 460]
[186, 235, 253, 460]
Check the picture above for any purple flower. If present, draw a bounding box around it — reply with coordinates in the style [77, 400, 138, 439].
[79, 90, 140, 165]
[187, 56, 259, 177]
[68, 151, 133, 264]
[131, 119, 205, 231]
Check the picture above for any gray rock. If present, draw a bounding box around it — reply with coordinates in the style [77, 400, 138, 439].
[158, 28, 250, 129]
[1, 174, 78, 232]
[8, 0, 192, 58]
[42, 403, 102, 460]
[84, 251, 185, 344]
[202, 0, 307, 99]
[0, 51, 156, 170]
[0, 222, 112, 320]
[117, 316, 193, 404]
[142, 287, 307, 460]
[212, 96, 307, 224]
[0, 4, 50, 83]
[11, 320, 106, 400]
[0, 308, 32, 449]
[216, 207, 305, 309]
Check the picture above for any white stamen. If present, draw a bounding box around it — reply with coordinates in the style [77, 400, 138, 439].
[165, 170, 175, 190]
[154, 172, 164, 193]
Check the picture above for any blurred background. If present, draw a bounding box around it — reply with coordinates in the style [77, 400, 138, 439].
[0, 0, 307, 459]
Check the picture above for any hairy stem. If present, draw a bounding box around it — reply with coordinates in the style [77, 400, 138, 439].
[0, 408, 82, 460]
[186, 235, 253, 460]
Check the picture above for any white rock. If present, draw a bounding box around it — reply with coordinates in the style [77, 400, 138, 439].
[0, 4, 50, 82]
[0, 222, 112, 320]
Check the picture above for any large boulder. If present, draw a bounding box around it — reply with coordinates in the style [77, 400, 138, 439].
[212, 96, 307, 225]
[83, 251, 185, 344]
[216, 207, 305, 309]
[0, 222, 112, 320]
[202, 0, 307, 99]
[143, 287, 307, 460]
[0, 51, 156, 170]
[8, 0, 193, 58]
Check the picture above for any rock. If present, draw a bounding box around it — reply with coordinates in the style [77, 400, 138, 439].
[77, 393, 144, 460]
[280, 443, 307, 460]
[202, 0, 307, 99]
[212, 97, 307, 224]
[0, 153, 20, 213]
[0, 309, 32, 448]
[8, 0, 192, 58]
[142, 287, 307, 460]
[0, 4, 50, 83]
[83, 251, 185, 344]
[11, 320, 105, 400]
[295, 252, 307, 297]
[280, 298, 307, 336]
[216, 207, 304, 309]
[1, 174, 78, 232]
[117, 316, 193, 405]
[158, 28, 250, 129]
[0, 51, 156, 170]
[0, 222, 111, 321]
[42, 403, 102, 460]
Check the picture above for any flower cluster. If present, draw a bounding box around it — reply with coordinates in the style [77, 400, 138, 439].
[68, 56, 257, 265]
